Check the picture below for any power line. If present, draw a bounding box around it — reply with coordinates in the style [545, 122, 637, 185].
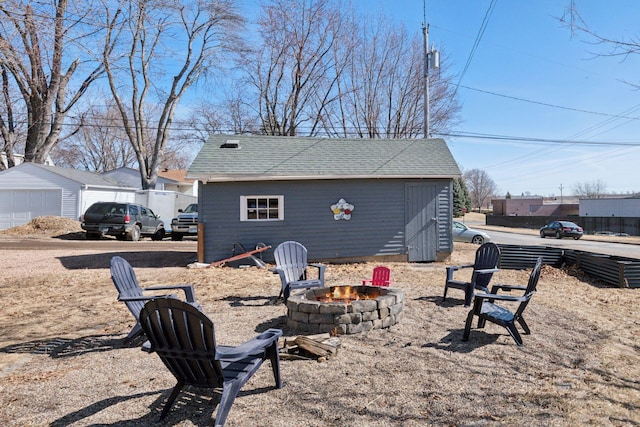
[457, 84, 640, 121]
[453, 0, 498, 95]
[438, 131, 640, 146]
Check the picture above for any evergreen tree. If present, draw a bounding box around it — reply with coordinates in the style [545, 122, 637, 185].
[453, 177, 472, 217]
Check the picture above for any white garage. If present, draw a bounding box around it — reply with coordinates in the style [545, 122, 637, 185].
[0, 189, 62, 229]
[0, 163, 136, 230]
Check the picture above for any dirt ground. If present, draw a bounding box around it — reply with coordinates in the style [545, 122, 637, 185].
[0, 217, 638, 426]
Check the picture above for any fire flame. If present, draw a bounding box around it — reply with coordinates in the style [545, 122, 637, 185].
[315, 286, 377, 303]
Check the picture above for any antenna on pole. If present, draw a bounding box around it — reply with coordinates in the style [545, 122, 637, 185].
[422, 0, 439, 139]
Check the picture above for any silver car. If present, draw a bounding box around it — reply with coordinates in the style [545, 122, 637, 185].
[453, 220, 491, 244]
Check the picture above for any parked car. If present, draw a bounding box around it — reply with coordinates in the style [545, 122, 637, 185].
[539, 220, 583, 240]
[452, 220, 491, 244]
[81, 202, 165, 241]
[170, 203, 198, 241]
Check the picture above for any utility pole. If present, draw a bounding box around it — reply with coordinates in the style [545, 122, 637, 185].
[422, 10, 439, 139]
[423, 23, 430, 139]
[559, 184, 564, 204]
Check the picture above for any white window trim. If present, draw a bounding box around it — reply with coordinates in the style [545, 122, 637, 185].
[240, 195, 284, 221]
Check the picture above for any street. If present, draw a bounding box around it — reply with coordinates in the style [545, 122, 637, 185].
[478, 226, 640, 259]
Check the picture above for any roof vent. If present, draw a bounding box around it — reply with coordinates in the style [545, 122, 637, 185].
[220, 140, 240, 149]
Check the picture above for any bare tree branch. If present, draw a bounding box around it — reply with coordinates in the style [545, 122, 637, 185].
[102, 0, 244, 189]
[0, 0, 105, 165]
[463, 168, 497, 211]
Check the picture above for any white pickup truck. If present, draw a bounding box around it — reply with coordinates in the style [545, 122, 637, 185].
[170, 203, 198, 241]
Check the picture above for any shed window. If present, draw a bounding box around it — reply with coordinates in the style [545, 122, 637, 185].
[240, 196, 284, 221]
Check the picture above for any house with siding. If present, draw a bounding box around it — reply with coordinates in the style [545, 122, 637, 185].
[0, 163, 137, 230]
[187, 135, 461, 264]
[102, 167, 184, 192]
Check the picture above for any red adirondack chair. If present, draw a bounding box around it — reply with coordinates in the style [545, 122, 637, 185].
[362, 266, 392, 287]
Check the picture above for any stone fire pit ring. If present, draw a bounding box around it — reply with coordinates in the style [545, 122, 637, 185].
[286, 285, 405, 335]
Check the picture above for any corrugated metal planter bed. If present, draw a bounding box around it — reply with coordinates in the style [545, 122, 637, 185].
[497, 244, 640, 289]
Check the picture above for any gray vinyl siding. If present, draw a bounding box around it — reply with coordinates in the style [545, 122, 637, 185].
[437, 184, 454, 253]
[200, 178, 452, 263]
[0, 164, 80, 223]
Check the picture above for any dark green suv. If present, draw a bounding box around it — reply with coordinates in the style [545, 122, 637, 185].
[81, 202, 165, 241]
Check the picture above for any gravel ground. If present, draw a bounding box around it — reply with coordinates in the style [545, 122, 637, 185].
[0, 218, 638, 426]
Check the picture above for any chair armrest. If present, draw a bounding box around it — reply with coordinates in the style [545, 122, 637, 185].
[309, 263, 326, 283]
[215, 328, 283, 361]
[446, 264, 474, 282]
[118, 294, 176, 302]
[142, 284, 196, 302]
[447, 264, 474, 273]
[490, 284, 527, 293]
[474, 268, 499, 275]
[474, 291, 529, 303]
[309, 263, 326, 275]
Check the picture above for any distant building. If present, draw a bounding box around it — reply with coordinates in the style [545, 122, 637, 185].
[492, 196, 578, 217]
[492, 197, 543, 216]
[580, 198, 640, 217]
[1, 152, 55, 169]
[101, 167, 198, 197]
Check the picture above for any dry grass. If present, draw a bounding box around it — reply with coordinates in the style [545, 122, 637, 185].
[0, 218, 639, 426]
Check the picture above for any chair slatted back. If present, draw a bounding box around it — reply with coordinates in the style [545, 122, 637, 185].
[472, 242, 501, 289]
[111, 256, 146, 319]
[273, 241, 308, 283]
[370, 266, 391, 287]
[515, 257, 543, 318]
[139, 298, 224, 388]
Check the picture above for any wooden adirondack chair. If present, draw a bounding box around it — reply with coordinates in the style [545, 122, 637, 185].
[443, 242, 501, 306]
[362, 266, 393, 287]
[270, 241, 326, 301]
[110, 256, 199, 342]
[138, 298, 283, 426]
[463, 257, 542, 346]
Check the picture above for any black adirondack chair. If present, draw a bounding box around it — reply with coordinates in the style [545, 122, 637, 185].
[270, 241, 326, 302]
[462, 257, 543, 346]
[138, 298, 283, 426]
[444, 242, 501, 306]
[110, 256, 199, 342]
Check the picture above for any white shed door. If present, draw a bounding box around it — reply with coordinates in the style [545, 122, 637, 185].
[0, 190, 62, 230]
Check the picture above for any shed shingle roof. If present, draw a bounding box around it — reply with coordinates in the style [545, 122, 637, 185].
[188, 135, 461, 182]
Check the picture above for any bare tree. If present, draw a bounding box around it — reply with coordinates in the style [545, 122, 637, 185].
[331, 17, 460, 138]
[102, 0, 244, 189]
[241, 0, 460, 139]
[463, 168, 497, 211]
[0, 0, 105, 166]
[573, 179, 607, 199]
[51, 102, 136, 172]
[0, 64, 24, 170]
[241, 0, 351, 136]
[561, 3, 640, 88]
[184, 85, 260, 145]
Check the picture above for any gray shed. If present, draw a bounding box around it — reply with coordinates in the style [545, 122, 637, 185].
[0, 163, 136, 230]
[187, 135, 462, 264]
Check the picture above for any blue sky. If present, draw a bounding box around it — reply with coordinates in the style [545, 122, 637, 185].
[232, 1, 640, 197]
[361, 0, 640, 197]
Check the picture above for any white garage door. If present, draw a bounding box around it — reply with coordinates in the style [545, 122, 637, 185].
[0, 190, 62, 230]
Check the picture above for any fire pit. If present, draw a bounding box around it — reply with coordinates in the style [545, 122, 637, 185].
[286, 285, 404, 334]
